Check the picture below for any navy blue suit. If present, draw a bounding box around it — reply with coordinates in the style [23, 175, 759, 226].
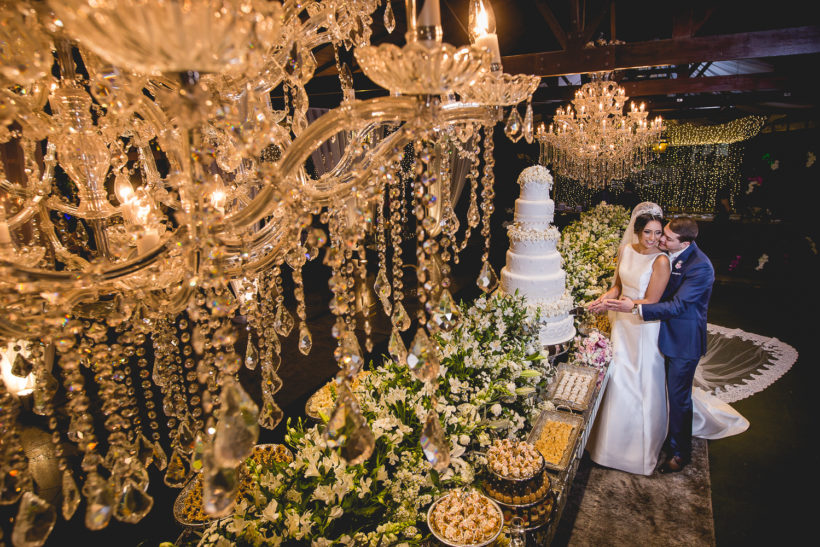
[641, 242, 714, 462]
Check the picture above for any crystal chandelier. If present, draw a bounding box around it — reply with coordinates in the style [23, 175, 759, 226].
[0, 0, 541, 538]
[536, 72, 664, 188]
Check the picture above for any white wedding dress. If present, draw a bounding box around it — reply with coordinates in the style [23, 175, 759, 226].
[586, 246, 749, 475]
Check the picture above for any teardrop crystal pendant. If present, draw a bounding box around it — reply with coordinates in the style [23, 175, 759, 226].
[136, 432, 155, 468]
[505, 107, 524, 143]
[384, 0, 396, 32]
[244, 337, 258, 370]
[523, 101, 534, 144]
[258, 394, 284, 430]
[430, 290, 461, 332]
[324, 382, 375, 465]
[406, 328, 440, 383]
[373, 269, 392, 314]
[297, 322, 312, 355]
[202, 451, 239, 517]
[476, 261, 499, 293]
[334, 330, 363, 378]
[420, 410, 450, 472]
[190, 431, 209, 474]
[83, 473, 114, 531]
[32, 370, 59, 416]
[213, 380, 259, 467]
[391, 301, 412, 332]
[273, 303, 294, 337]
[261, 361, 283, 397]
[113, 481, 154, 523]
[388, 329, 408, 366]
[163, 448, 189, 488]
[61, 470, 80, 520]
[175, 419, 196, 455]
[152, 440, 168, 471]
[12, 492, 56, 547]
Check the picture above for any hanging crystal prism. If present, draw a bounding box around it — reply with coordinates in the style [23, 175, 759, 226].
[202, 451, 240, 517]
[420, 410, 450, 471]
[213, 379, 259, 467]
[113, 480, 154, 523]
[297, 322, 312, 355]
[12, 492, 56, 547]
[152, 440, 168, 471]
[32, 369, 59, 416]
[61, 470, 80, 520]
[384, 0, 396, 33]
[476, 261, 499, 293]
[334, 330, 364, 378]
[388, 329, 408, 366]
[504, 107, 524, 143]
[430, 290, 460, 332]
[406, 328, 440, 383]
[324, 381, 375, 465]
[163, 448, 189, 487]
[83, 473, 114, 531]
[391, 301, 412, 332]
[273, 303, 294, 337]
[523, 101, 534, 144]
[190, 431, 209, 474]
[244, 336, 258, 370]
[175, 418, 196, 454]
[261, 361, 283, 397]
[258, 393, 284, 430]
[373, 269, 392, 314]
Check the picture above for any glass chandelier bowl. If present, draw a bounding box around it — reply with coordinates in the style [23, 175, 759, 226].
[355, 42, 491, 96]
[48, 0, 283, 75]
[0, 2, 54, 86]
[457, 72, 540, 107]
[537, 72, 664, 187]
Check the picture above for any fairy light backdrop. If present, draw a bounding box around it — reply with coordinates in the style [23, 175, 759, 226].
[549, 116, 766, 213]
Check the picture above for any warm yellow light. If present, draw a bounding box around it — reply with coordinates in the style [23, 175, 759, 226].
[469, 0, 496, 39]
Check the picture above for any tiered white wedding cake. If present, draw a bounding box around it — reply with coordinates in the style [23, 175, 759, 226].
[500, 165, 575, 346]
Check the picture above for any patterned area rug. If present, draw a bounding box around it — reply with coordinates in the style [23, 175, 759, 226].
[552, 438, 715, 547]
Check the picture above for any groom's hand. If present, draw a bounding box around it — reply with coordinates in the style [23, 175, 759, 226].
[606, 296, 634, 312]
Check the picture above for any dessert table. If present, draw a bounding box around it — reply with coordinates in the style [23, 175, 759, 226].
[528, 357, 612, 545]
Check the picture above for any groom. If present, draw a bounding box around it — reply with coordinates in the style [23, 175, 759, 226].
[613, 217, 715, 473]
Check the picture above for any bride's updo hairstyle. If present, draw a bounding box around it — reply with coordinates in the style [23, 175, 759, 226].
[633, 213, 664, 234]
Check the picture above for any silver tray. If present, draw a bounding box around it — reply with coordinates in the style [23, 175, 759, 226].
[547, 363, 598, 412]
[427, 490, 504, 547]
[527, 409, 583, 473]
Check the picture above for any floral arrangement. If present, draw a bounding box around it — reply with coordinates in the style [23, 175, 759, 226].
[192, 292, 554, 546]
[569, 330, 612, 369]
[558, 202, 630, 305]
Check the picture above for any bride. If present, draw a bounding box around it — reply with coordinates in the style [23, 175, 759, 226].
[584, 202, 748, 475]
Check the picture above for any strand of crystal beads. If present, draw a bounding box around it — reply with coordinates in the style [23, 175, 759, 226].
[477, 127, 499, 293]
[352, 248, 373, 352]
[0, 374, 32, 507]
[374, 191, 392, 316]
[289, 245, 313, 355]
[413, 140, 432, 326]
[451, 140, 481, 262]
[388, 158, 411, 332]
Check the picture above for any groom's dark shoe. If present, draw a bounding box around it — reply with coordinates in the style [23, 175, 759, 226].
[659, 455, 686, 474]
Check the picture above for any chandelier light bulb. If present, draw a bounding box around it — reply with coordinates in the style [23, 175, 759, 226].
[468, 0, 501, 71]
[114, 175, 135, 205]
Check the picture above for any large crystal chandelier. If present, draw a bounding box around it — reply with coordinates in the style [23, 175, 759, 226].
[0, 0, 541, 539]
[536, 72, 664, 188]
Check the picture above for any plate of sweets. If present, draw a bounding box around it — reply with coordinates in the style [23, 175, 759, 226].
[427, 488, 504, 547]
[527, 410, 582, 472]
[173, 443, 293, 527]
[482, 438, 550, 507]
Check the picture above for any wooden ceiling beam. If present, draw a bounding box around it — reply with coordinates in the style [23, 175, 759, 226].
[502, 26, 820, 77]
[534, 0, 568, 50]
[533, 73, 802, 103]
